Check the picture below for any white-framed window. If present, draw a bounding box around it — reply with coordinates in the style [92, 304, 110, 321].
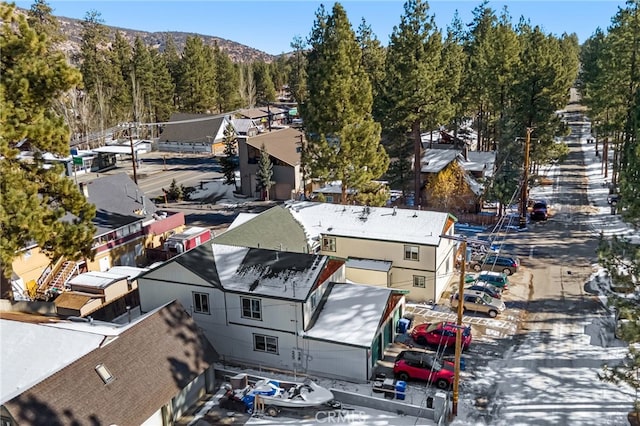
[242, 297, 262, 320]
[254, 334, 278, 354]
[413, 275, 426, 288]
[322, 236, 336, 252]
[193, 292, 210, 314]
[404, 245, 419, 261]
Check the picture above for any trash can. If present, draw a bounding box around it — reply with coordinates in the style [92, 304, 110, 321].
[397, 318, 410, 334]
[395, 380, 407, 400]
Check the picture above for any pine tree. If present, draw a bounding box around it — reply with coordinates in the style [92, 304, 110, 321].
[180, 36, 217, 113]
[288, 35, 307, 103]
[301, 3, 389, 204]
[162, 34, 182, 109]
[149, 49, 175, 127]
[27, 0, 62, 45]
[356, 18, 386, 123]
[0, 3, 96, 286]
[214, 43, 241, 112]
[220, 124, 238, 187]
[379, 0, 445, 206]
[254, 61, 277, 105]
[256, 144, 275, 200]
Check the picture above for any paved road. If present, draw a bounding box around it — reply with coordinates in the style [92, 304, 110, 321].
[447, 123, 634, 425]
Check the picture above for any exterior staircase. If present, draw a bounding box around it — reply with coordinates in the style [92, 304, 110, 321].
[36, 259, 79, 300]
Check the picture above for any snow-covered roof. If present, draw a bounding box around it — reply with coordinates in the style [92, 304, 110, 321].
[212, 243, 326, 300]
[346, 258, 392, 272]
[286, 201, 451, 246]
[227, 213, 258, 230]
[304, 283, 391, 347]
[0, 319, 106, 404]
[462, 151, 497, 177]
[107, 266, 148, 280]
[421, 149, 459, 173]
[313, 181, 357, 195]
[68, 271, 128, 289]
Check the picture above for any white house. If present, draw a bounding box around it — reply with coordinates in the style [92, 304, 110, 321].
[137, 242, 405, 382]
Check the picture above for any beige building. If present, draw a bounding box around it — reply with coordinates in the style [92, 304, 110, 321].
[215, 202, 457, 302]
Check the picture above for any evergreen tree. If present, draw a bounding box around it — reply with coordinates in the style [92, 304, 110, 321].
[162, 34, 183, 108]
[379, 0, 445, 206]
[288, 35, 307, 103]
[131, 36, 155, 126]
[110, 31, 133, 123]
[0, 3, 96, 286]
[220, 124, 238, 187]
[26, 0, 61, 45]
[149, 49, 175, 128]
[180, 36, 217, 113]
[302, 2, 389, 204]
[356, 18, 386, 123]
[254, 61, 277, 105]
[214, 43, 241, 112]
[256, 144, 275, 200]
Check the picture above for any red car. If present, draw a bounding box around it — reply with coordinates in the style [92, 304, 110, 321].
[393, 350, 455, 389]
[411, 321, 472, 349]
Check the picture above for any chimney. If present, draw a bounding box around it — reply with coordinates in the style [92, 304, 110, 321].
[463, 145, 469, 162]
[79, 182, 89, 198]
[393, 206, 397, 216]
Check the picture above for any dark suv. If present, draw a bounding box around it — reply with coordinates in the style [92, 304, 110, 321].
[530, 201, 548, 221]
[469, 254, 520, 275]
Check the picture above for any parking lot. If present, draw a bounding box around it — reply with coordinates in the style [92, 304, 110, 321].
[374, 265, 532, 383]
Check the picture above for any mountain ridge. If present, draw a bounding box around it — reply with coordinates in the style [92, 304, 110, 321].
[31, 8, 278, 63]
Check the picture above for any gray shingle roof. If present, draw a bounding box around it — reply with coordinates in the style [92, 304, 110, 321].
[84, 173, 157, 236]
[3, 300, 218, 426]
[159, 112, 228, 143]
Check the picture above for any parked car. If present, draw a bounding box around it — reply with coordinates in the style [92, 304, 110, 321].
[607, 194, 620, 205]
[530, 201, 549, 221]
[393, 349, 455, 389]
[450, 290, 506, 318]
[476, 271, 510, 289]
[469, 254, 520, 275]
[466, 282, 503, 299]
[410, 321, 472, 349]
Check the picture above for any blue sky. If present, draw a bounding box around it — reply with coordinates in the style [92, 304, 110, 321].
[15, 1, 627, 55]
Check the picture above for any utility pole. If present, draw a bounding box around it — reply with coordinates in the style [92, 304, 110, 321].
[519, 127, 533, 229]
[452, 239, 466, 416]
[440, 234, 489, 418]
[129, 123, 138, 185]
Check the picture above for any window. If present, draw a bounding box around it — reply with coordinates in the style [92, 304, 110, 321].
[95, 364, 114, 384]
[413, 275, 426, 288]
[193, 292, 210, 314]
[254, 334, 278, 354]
[242, 297, 262, 320]
[310, 292, 318, 309]
[322, 236, 336, 252]
[404, 245, 419, 261]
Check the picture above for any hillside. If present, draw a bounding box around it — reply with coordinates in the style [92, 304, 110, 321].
[47, 11, 276, 63]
